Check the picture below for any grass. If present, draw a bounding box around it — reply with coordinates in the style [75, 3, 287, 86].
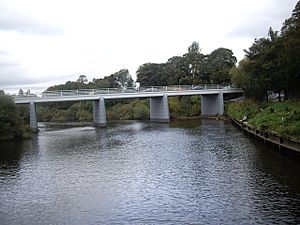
[227, 100, 300, 141]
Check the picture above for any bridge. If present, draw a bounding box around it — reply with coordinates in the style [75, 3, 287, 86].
[13, 85, 244, 131]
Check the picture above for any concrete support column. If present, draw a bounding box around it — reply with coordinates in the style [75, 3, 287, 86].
[29, 101, 38, 132]
[201, 92, 224, 116]
[150, 95, 170, 122]
[93, 97, 107, 127]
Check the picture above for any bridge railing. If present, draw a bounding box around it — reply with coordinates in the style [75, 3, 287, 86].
[12, 84, 238, 99]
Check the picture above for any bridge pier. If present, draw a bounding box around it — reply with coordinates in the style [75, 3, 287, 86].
[29, 101, 38, 132]
[201, 93, 224, 116]
[93, 97, 107, 127]
[150, 95, 170, 122]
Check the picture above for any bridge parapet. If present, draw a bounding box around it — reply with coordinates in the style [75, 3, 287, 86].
[12, 85, 241, 102]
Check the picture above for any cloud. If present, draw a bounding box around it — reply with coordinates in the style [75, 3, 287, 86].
[0, 5, 62, 35]
[0, 56, 75, 92]
[0, 62, 39, 86]
[227, 0, 297, 38]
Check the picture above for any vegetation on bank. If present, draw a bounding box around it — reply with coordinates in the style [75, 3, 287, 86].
[227, 100, 300, 141]
[0, 94, 32, 141]
[36, 96, 201, 122]
[226, 2, 300, 142]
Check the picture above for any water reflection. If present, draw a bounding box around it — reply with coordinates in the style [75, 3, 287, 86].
[0, 120, 299, 224]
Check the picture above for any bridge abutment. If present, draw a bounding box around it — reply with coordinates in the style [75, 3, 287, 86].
[150, 95, 170, 122]
[201, 93, 224, 116]
[93, 97, 107, 127]
[29, 101, 38, 132]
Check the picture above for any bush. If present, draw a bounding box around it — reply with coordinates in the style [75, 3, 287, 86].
[0, 95, 31, 140]
[228, 100, 300, 140]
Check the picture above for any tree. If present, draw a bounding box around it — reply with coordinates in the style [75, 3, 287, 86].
[77, 75, 88, 83]
[205, 48, 237, 84]
[18, 89, 24, 96]
[136, 63, 167, 86]
[280, 1, 300, 99]
[184, 41, 206, 84]
[112, 69, 133, 89]
[0, 95, 31, 140]
[230, 59, 250, 88]
[165, 56, 190, 85]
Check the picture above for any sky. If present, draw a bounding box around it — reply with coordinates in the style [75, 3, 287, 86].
[0, 0, 298, 94]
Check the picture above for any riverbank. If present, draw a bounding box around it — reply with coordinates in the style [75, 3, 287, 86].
[0, 95, 32, 141]
[227, 100, 300, 153]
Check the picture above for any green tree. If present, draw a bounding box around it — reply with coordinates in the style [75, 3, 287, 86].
[230, 59, 250, 88]
[136, 63, 167, 86]
[112, 69, 133, 89]
[183, 41, 206, 84]
[205, 48, 237, 84]
[0, 95, 31, 140]
[281, 1, 300, 99]
[77, 75, 88, 83]
[164, 56, 189, 85]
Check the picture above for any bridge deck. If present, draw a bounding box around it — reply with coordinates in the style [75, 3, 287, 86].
[14, 87, 244, 104]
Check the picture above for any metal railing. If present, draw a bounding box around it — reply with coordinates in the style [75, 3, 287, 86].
[13, 84, 239, 99]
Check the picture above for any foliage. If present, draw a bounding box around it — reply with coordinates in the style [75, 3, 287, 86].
[169, 96, 201, 118]
[37, 95, 202, 122]
[77, 75, 88, 83]
[0, 95, 31, 141]
[113, 69, 134, 89]
[47, 69, 134, 91]
[37, 101, 93, 122]
[136, 63, 169, 86]
[228, 100, 300, 140]
[206, 48, 237, 84]
[137, 42, 236, 86]
[232, 1, 300, 100]
[227, 99, 260, 121]
[106, 99, 149, 120]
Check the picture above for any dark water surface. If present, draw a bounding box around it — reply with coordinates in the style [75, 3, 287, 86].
[0, 120, 300, 224]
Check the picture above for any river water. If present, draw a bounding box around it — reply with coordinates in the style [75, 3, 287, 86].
[0, 119, 300, 224]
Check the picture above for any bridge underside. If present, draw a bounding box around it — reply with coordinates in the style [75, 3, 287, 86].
[27, 92, 228, 130]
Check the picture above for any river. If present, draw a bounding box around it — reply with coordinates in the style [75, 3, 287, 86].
[0, 119, 300, 224]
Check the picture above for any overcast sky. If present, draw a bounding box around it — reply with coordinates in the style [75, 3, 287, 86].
[0, 0, 298, 93]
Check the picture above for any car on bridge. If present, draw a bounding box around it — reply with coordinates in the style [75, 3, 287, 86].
[192, 85, 204, 90]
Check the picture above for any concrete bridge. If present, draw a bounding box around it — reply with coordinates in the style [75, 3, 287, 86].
[13, 85, 244, 131]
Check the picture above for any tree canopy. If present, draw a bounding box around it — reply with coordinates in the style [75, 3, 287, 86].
[0, 95, 31, 140]
[231, 1, 300, 100]
[137, 42, 236, 86]
[47, 69, 134, 91]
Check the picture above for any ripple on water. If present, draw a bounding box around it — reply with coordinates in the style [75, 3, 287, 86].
[0, 120, 300, 224]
